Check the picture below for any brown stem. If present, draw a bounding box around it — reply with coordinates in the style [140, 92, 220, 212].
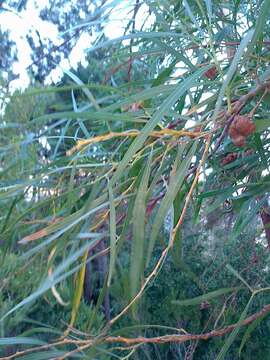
[105, 303, 270, 345]
[4, 303, 270, 359]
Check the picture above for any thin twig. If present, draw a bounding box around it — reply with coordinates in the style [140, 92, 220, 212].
[1, 338, 87, 360]
[105, 303, 270, 345]
[3, 302, 270, 359]
[67, 128, 206, 156]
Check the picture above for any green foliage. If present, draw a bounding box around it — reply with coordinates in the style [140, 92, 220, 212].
[1, 0, 270, 359]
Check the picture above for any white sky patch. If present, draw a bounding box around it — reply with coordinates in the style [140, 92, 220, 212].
[135, 3, 155, 30]
[1, 13, 32, 90]
[185, 119, 196, 128]
[44, 31, 96, 84]
[69, 32, 93, 68]
[103, 1, 133, 45]
[205, 168, 213, 176]
[2, 0, 153, 91]
[0, 2, 59, 91]
[39, 136, 51, 151]
[262, 169, 270, 177]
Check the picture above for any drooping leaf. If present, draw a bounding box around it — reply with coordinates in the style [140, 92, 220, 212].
[147, 141, 197, 264]
[130, 151, 153, 309]
[172, 287, 241, 307]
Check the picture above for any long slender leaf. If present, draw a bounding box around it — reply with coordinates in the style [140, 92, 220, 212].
[239, 310, 269, 355]
[69, 250, 88, 329]
[172, 287, 241, 307]
[147, 141, 197, 265]
[130, 151, 152, 307]
[107, 180, 117, 286]
[0, 337, 45, 346]
[213, 29, 254, 120]
[216, 296, 254, 360]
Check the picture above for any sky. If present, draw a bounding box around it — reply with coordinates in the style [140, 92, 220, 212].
[0, 0, 154, 91]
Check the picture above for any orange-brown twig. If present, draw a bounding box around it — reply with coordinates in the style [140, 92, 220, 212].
[105, 303, 270, 345]
[4, 302, 269, 359]
[66, 129, 206, 156]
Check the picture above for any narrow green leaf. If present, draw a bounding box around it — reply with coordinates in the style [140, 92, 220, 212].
[63, 68, 100, 111]
[183, 0, 203, 33]
[217, 296, 254, 360]
[226, 264, 253, 292]
[107, 181, 117, 286]
[103, 84, 176, 112]
[246, 0, 270, 56]
[11, 83, 123, 98]
[0, 337, 45, 346]
[33, 111, 140, 127]
[231, 197, 265, 242]
[213, 30, 254, 120]
[255, 118, 270, 132]
[239, 310, 269, 355]
[172, 287, 240, 307]
[152, 60, 177, 87]
[171, 189, 186, 266]
[204, 0, 212, 23]
[86, 31, 185, 54]
[130, 152, 152, 304]
[20, 193, 114, 258]
[147, 141, 197, 265]
[254, 133, 268, 169]
[19, 350, 84, 359]
[69, 250, 88, 329]
[71, 89, 91, 137]
[52, 118, 72, 159]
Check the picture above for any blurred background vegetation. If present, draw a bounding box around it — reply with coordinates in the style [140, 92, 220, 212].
[1, 0, 270, 359]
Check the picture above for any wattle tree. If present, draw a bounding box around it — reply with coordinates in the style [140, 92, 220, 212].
[1, 1, 270, 359]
